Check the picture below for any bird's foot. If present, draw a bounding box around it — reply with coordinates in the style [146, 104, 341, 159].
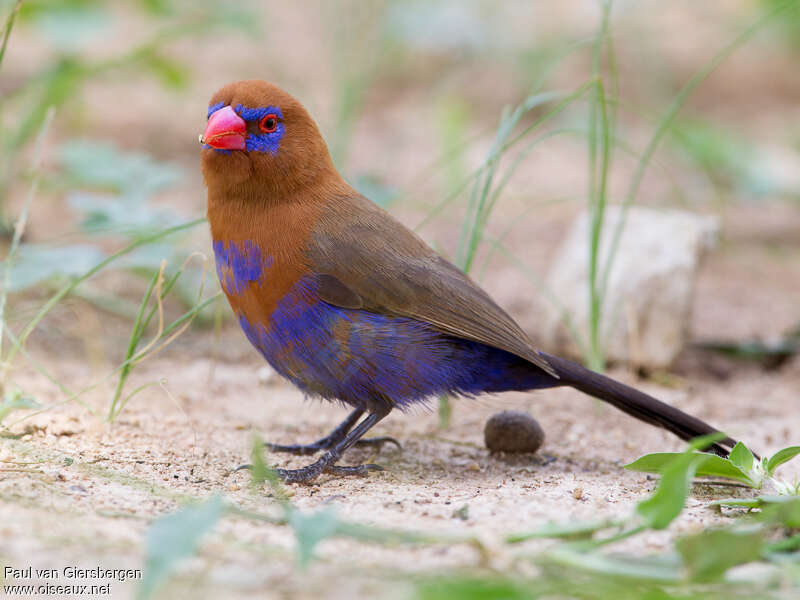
[265, 436, 401, 456]
[235, 450, 384, 484]
[276, 462, 383, 483]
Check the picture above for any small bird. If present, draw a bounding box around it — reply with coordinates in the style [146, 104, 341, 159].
[201, 80, 736, 483]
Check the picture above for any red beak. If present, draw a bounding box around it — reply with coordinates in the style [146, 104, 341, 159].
[202, 105, 246, 150]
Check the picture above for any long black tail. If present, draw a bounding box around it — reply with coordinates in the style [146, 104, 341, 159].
[540, 352, 737, 457]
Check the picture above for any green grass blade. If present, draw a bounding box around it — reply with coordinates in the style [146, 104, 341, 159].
[0, 108, 54, 378]
[109, 267, 161, 420]
[3, 217, 205, 371]
[599, 0, 794, 304]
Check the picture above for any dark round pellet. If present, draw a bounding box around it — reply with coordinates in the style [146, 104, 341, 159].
[484, 410, 545, 454]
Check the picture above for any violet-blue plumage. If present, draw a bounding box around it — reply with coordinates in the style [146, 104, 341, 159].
[203, 145, 231, 154]
[205, 103, 286, 154]
[237, 276, 556, 410]
[213, 239, 274, 296]
[234, 104, 284, 121]
[234, 104, 286, 154]
[207, 101, 225, 118]
[245, 122, 285, 154]
[199, 80, 738, 483]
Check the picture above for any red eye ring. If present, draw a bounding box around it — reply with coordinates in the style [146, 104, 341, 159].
[259, 114, 278, 133]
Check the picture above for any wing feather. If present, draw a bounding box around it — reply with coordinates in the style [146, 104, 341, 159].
[307, 194, 557, 378]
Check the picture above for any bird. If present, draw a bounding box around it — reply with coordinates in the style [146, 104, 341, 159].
[200, 79, 737, 483]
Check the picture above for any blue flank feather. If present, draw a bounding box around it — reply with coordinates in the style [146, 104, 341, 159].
[215, 238, 555, 408]
[237, 277, 556, 409]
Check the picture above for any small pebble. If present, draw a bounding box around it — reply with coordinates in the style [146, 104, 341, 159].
[484, 410, 545, 454]
[572, 487, 583, 500]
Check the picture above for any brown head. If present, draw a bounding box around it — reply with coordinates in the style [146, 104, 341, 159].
[200, 80, 338, 201]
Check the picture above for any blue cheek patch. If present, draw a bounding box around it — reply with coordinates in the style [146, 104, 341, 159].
[246, 122, 285, 154]
[233, 104, 285, 155]
[213, 240, 274, 296]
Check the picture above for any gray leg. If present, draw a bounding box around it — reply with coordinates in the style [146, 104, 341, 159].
[274, 406, 393, 483]
[265, 408, 400, 456]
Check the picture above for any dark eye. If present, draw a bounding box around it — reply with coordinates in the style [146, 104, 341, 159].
[259, 114, 278, 133]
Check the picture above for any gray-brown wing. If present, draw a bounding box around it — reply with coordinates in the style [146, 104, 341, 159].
[306, 194, 556, 378]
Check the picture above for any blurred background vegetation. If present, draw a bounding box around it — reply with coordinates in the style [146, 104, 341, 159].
[0, 1, 799, 597]
[0, 0, 800, 368]
[1, 0, 798, 408]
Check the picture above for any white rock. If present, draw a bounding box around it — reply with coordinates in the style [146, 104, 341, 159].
[539, 206, 718, 369]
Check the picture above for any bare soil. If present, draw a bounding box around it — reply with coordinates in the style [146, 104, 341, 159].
[1, 2, 799, 599]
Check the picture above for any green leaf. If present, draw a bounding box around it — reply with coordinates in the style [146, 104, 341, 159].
[287, 506, 341, 569]
[0, 390, 40, 424]
[32, 5, 110, 51]
[766, 446, 800, 476]
[709, 498, 764, 509]
[759, 496, 800, 528]
[712, 494, 798, 509]
[417, 577, 534, 600]
[137, 0, 174, 16]
[694, 455, 755, 485]
[506, 519, 612, 543]
[635, 452, 701, 530]
[729, 441, 755, 472]
[626, 452, 755, 487]
[141, 51, 189, 90]
[137, 496, 225, 600]
[544, 545, 683, 582]
[2, 243, 106, 292]
[676, 528, 764, 582]
[626, 452, 685, 472]
[68, 193, 184, 237]
[59, 140, 182, 199]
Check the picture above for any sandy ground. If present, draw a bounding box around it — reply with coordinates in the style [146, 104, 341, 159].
[1, 2, 799, 598]
[1, 197, 798, 599]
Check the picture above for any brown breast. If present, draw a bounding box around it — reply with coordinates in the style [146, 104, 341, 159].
[208, 198, 321, 326]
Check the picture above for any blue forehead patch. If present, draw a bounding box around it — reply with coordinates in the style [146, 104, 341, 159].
[207, 101, 225, 118]
[234, 104, 284, 121]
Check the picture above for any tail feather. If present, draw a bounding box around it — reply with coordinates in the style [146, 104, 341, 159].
[540, 352, 736, 457]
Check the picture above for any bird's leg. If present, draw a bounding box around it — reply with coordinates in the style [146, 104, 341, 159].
[264, 408, 363, 456]
[265, 407, 401, 456]
[274, 406, 392, 483]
